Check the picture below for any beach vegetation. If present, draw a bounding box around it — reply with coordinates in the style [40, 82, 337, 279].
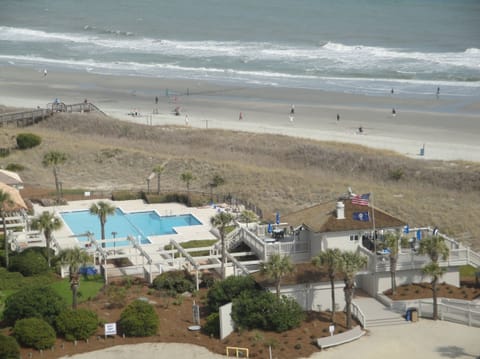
[163, 239, 217, 257]
[210, 212, 234, 280]
[16, 133, 41, 150]
[42, 150, 67, 203]
[180, 171, 196, 204]
[8, 249, 49, 276]
[55, 308, 99, 341]
[260, 254, 295, 298]
[5, 163, 25, 172]
[152, 164, 165, 194]
[338, 251, 368, 329]
[152, 270, 195, 295]
[57, 248, 94, 309]
[209, 174, 225, 202]
[111, 190, 143, 201]
[419, 235, 450, 320]
[31, 211, 62, 267]
[13, 317, 56, 350]
[105, 285, 128, 309]
[312, 248, 342, 322]
[0, 334, 20, 359]
[89, 201, 116, 247]
[206, 275, 258, 312]
[238, 210, 258, 228]
[3, 285, 66, 326]
[203, 312, 220, 338]
[232, 291, 304, 332]
[388, 168, 404, 181]
[118, 300, 159, 337]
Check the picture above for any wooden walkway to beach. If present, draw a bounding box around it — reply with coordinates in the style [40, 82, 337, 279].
[0, 102, 106, 128]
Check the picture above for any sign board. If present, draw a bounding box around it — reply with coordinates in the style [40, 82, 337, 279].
[104, 323, 117, 336]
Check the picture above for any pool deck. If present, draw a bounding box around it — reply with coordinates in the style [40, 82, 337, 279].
[33, 199, 219, 255]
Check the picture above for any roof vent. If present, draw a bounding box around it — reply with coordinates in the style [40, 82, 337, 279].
[336, 201, 345, 220]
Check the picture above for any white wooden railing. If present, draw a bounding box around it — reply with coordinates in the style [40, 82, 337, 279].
[352, 301, 367, 329]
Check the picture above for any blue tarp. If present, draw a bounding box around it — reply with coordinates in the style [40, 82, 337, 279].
[79, 266, 97, 276]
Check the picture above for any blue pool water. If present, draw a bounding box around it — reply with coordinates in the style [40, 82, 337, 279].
[60, 208, 201, 247]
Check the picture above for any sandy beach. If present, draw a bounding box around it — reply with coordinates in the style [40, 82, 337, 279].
[1, 66, 479, 163]
[58, 321, 479, 359]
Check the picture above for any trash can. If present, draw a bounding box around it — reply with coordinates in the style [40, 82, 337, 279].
[410, 308, 418, 322]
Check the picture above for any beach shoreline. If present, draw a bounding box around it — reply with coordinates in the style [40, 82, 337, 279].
[1, 65, 480, 164]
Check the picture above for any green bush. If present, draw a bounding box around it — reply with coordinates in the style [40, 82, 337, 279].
[232, 291, 304, 332]
[105, 286, 128, 308]
[9, 250, 49, 276]
[152, 270, 194, 295]
[0, 334, 20, 359]
[16, 133, 42, 150]
[55, 309, 99, 341]
[203, 312, 220, 338]
[111, 191, 142, 201]
[206, 275, 258, 312]
[118, 300, 159, 337]
[13, 317, 56, 350]
[5, 163, 25, 172]
[3, 286, 66, 326]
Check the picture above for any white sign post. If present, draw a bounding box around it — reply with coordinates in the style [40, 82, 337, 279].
[104, 322, 117, 339]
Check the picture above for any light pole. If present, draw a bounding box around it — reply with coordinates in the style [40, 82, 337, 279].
[111, 231, 117, 255]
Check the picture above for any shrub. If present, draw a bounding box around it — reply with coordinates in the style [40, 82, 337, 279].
[13, 318, 56, 350]
[16, 133, 42, 150]
[3, 286, 66, 326]
[118, 300, 159, 337]
[152, 270, 194, 295]
[0, 334, 20, 359]
[9, 250, 49, 276]
[55, 309, 99, 341]
[232, 291, 304, 333]
[5, 163, 25, 172]
[207, 275, 258, 312]
[105, 286, 128, 308]
[203, 312, 220, 338]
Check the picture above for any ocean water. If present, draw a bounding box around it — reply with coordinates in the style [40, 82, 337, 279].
[1, 0, 479, 99]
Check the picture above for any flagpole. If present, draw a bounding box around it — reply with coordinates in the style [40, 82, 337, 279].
[371, 192, 377, 293]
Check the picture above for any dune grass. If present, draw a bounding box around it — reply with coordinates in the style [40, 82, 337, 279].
[3, 111, 480, 250]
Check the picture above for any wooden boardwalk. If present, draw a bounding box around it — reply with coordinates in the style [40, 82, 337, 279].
[0, 102, 106, 128]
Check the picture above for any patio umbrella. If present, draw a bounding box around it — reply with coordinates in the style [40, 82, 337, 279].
[275, 211, 280, 225]
[267, 223, 273, 233]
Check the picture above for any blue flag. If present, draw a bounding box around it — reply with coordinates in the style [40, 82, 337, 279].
[353, 211, 370, 221]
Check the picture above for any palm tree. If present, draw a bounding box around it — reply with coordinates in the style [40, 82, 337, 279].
[312, 248, 342, 322]
[338, 251, 368, 329]
[153, 165, 165, 194]
[31, 211, 63, 267]
[42, 151, 67, 202]
[239, 210, 258, 228]
[0, 190, 14, 268]
[180, 171, 195, 203]
[58, 248, 93, 309]
[89, 201, 116, 248]
[260, 254, 294, 298]
[419, 234, 450, 320]
[209, 174, 225, 202]
[384, 231, 401, 295]
[210, 212, 234, 280]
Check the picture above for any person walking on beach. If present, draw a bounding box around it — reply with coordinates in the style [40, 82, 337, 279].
[336, 113, 340, 122]
[43, 68, 48, 78]
[155, 96, 158, 104]
[391, 88, 394, 95]
[392, 107, 396, 117]
[289, 115, 294, 125]
[290, 104, 295, 115]
[436, 86, 440, 98]
[239, 112, 243, 120]
[185, 114, 189, 126]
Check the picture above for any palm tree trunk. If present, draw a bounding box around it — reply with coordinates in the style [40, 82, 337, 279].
[53, 167, 60, 202]
[345, 285, 353, 329]
[432, 277, 438, 320]
[46, 234, 51, 267]
[330, 275, 336, 322]
[2, 212, 8, 268]
[71, 278, 79, 309]
[101, 221, 106, 248]
[276, 280, 281, 298]
[221, 235, 226, 280]
[157, 175, 161, 195]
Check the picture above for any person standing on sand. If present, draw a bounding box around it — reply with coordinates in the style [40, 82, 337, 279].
[290, 104, 295, 115]
[43, 68, 47, 78]
[392, 108, 396, 117]
[155, 96, 158, 104]
[436, 87, 440, 98]
[185, 114, 189, 126]
[337, 113, 340, 122]
[289, 115, 294, 125]
[239, 112, 243, 120]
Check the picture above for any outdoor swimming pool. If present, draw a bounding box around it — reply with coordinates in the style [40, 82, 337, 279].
[60, 208, 202, 247]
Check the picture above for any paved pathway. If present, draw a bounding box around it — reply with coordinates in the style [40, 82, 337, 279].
[353, 296, 407, 328]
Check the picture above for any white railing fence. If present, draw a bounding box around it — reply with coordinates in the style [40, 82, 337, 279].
[351, 301, 367, 329]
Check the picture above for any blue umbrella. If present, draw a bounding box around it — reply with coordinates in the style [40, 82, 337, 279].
[275, 212, 280, 225]
[267, 223, 273, 233]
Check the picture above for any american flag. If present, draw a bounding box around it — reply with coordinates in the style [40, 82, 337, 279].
[352, 193, 370, 206]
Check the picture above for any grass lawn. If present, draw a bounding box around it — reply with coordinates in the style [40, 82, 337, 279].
[460, 265, 478, 278]
[50, 276, 104, 307]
